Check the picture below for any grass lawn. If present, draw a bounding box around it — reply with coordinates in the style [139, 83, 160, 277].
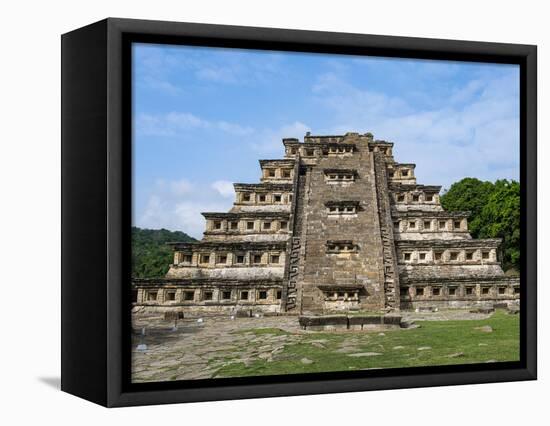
[215, 310, 519, 378]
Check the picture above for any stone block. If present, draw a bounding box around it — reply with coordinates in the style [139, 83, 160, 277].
[164, 311, 184, 320]
[299, 315, 348, 329]
[417, 306, 438, 313]
[348, 315, 381, 326]
[400, 320, 419, 329]
[382, 315, 402, 325]
[469, 307, 495, 314]
[493, 303, 508, 309]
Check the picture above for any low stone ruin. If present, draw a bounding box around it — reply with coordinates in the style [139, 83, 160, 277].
[298, 314, 407, 331]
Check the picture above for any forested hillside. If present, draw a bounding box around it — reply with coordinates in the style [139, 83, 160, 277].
[440, 178, 520, 272]
[132, 227, 196, 278]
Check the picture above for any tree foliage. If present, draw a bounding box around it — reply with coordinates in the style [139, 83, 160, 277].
[132, 227, 196, 278]
[441, 178, 520, 271]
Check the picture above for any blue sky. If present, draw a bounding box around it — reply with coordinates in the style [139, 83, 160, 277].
[132, 43, 519, 238]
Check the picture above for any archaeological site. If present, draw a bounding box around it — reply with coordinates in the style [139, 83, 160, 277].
[132, 132, 519, 317]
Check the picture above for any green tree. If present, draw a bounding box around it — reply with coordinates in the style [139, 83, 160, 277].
[440, 177, 495, 237]
[477, 180, 520, 271]
[440, 178, 520, 272]
[131, 227, 196, 278]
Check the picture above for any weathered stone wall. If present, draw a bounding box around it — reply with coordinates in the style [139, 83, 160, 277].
[166, 241, 287, 280]
[298, 134, 386, 313]
[396, 238, 504, 282]
[259, 159, 295, 184]
[393, 211, 472, 241]
[166, 266, 285, 280]
[387, 162, 417, 185]
[133, 279, 283, 316]
[202, 211, 291, 242]
[134, 304, 282, 317]
[399, 275, 519, 310]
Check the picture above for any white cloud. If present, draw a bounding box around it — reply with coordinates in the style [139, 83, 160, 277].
[136, 178, 234, 239]
[169, 179, 193, 196]
[211, 180, 235, 198]
[135, 112, 253, 137]
[137, 110, 309, 156]
[141, 76, 183, 95]
[172, 200, 228, 239]
[134, 114, 173, 136]
[311, 69, 519, 189]
[250, 121, 311, 155]
[165, 112, 210, 129]
[134, 47, 188, 95]
[195, 66, 239, 84]
[217, 121, 254, 136]
[135, 45, 287, 90]
[448, 79, 484, 105]
[193, 51, 287, 86]
[312, 72, 412, 120]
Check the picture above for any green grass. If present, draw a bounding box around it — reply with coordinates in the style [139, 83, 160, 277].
[215, 310, 519, 378]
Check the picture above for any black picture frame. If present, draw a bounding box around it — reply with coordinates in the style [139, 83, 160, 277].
[61, 17, 537, 407]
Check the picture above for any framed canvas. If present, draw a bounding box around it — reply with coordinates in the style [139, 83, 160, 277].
[61, 18, 537, 407]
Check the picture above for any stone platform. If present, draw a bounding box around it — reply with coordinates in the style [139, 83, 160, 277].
[298, 314, 404, 331]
